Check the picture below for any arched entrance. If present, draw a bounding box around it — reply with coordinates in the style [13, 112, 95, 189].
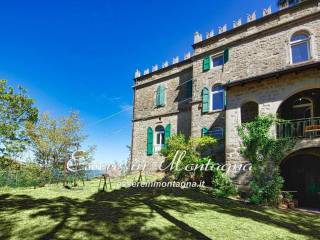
[280, 148, 320, 209]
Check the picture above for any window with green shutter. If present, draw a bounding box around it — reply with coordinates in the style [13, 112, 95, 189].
[202, 87, 209, 113]
[201, 128, 209, 137]
[156, 85, 165, 107]
[164, 124, 171, 150]
[203, 57, 210, 72]
[223, 48, 229, 63]
[147, 127, 153, 156]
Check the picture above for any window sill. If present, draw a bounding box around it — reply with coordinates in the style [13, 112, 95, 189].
[209, 65, 223, 71]
[289, 59, 314, 67]
[208, 109, 225, 114]
[155, 105, 165, 109]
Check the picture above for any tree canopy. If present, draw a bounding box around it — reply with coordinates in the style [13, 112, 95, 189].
[0, 80, 38, 164]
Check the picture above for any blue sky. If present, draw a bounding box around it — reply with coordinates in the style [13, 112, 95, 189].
[0, 0, 278, 164]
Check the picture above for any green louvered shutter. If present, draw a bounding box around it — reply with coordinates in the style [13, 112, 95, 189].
[147, 127, 153, 156]
[155, 86, 161, 106]
[159, 85, 165, 106]
[202, 88, 209, 113]
[223, 48, 229, 63]
[201, 128, 209, 137]
[203, 57, 210, 72]
[164, 124, 171, 150]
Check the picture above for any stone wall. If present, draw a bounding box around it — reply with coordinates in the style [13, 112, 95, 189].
[131, 112, 191, 172]
[134, 65, 192, 120]
[131, 0, 320, 178]
[225, 69, 320, 187]
[131, 63, 193, 172]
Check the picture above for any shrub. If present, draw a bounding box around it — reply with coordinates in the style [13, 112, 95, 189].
[161, 134, 216, 180]
[212, 166, 237, 197]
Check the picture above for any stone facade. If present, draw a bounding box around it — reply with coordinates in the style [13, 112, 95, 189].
[130, 0, 320, 187]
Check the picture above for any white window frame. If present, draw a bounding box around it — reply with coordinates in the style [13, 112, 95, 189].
[289, 33, 311, 65]
[210, 53, 224, 70]
[210, 85, 225, 112]
[154, 127, 165, 153]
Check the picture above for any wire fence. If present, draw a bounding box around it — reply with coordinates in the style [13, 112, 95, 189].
[0, 168, 100, 188]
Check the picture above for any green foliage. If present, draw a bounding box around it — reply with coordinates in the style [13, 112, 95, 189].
[161, 134, 217, 180]
[26, 112, 90, 169]
[0, 163, 52, 187]
[0, 80, 38, 161]
[212, 166, 237, 197]
[238, 115, 295, 205]
[161, 134, 236, 197]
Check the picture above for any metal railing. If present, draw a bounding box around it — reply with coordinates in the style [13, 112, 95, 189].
[277, 117, 320, 139]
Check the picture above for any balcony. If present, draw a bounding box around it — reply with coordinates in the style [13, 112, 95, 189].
[277, 117, 320, 139]
[277, 89, 320, 139]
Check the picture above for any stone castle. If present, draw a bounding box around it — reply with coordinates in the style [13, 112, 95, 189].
[129, 0, 320, 197]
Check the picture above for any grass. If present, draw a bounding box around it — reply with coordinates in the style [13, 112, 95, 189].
[0, 175, 319, 240]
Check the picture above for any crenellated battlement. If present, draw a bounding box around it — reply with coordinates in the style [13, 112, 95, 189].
[134, 0, 310, 80]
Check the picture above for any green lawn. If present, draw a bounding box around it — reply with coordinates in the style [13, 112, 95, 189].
[0, 176, 319, 240]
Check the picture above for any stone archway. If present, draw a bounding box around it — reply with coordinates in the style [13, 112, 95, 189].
[280, 148, 320, 209]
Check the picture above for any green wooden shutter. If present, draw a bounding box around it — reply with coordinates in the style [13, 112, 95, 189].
[156, 86, 161, 106]
[203, 57, 210, 72]
[201, 128, 209, 137]
[164, 124, 171, 149]
[147, 127, 153, 156]
[159, 85, 165, 106]
[223, 48, 229, 63]
[202, 88, 209, 113]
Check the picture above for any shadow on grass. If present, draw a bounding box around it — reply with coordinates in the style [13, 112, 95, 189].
[0, 187, 319, 240]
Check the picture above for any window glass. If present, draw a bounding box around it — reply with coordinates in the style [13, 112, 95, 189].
[290, 32, 310, 64]
[291, 33, 308, 42]
[291, 43, 309, 64]
[155, 125, 165, 151]
[211, 85, 225, 111]
[211, 55, 224, 67]
[211, 128, 224, 140]
[186, 80, 192, 98]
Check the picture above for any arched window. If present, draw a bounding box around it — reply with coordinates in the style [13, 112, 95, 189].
[211, 85, 225, 111]
[155, 125, 165, 152]
[241, 101, 259, 124]
[290, 32, 311, 64]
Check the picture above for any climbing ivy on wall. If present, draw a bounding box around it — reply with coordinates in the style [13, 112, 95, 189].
[238, 115, 295, 205]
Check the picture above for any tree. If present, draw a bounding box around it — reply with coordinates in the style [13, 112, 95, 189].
[0, 80, 38, 166]
[26, 112, 86, 169]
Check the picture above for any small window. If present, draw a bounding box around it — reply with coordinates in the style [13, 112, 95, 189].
[186, 80, 192, 99]
[155, 125, 165, 152]
[202, 127, 224, 140]
[290, 32, 311, 64]
[241, 101, 259, 124]
[210, 128, 224, 140]
[211, 85, 225, 111]
[155, 85, 165, 107]
[211, 54, 224, 68]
